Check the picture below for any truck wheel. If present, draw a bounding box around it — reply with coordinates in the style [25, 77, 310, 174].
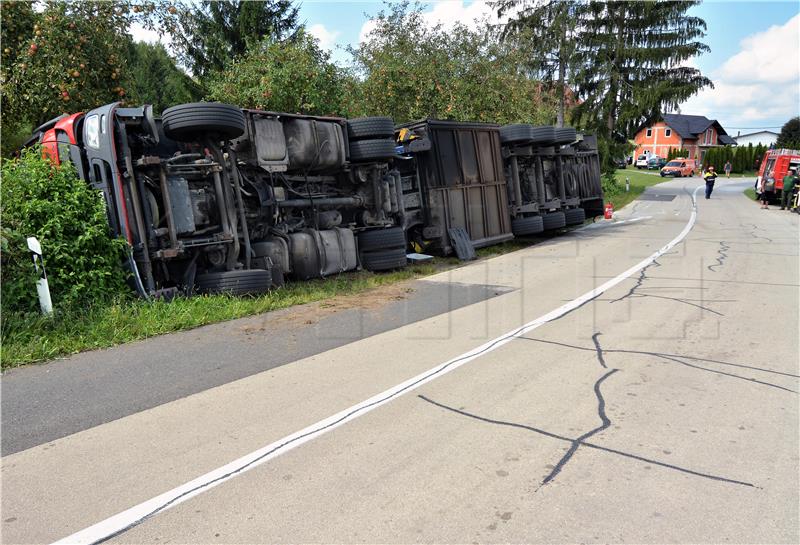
[162, 102, 246, 141]
[511, 215, 544, 236]
[499, 124, 534, 145]
[347, 117, 394, 140]
[349, 138, 396, 162]
[529, 126, 556, 145]
[553, 127, 577, 144]
[195, 269, 271, 296]
[564, 208, 586, 225]
[357, 227, 406, 252]
[360, 247, 407, 271]
[542, 211, 567, 231]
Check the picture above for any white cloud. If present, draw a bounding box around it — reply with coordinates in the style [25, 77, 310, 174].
[308, 23, 341, 52]
[678, 13, 800, 130]
[718, 13, 800, 85]
[129, 22, 162, 45]
[358, 1, 508, 44]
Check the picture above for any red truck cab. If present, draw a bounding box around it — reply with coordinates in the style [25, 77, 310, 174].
[757, 148, 800, 195]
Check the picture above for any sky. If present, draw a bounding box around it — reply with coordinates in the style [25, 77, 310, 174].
[134, 0, 800, 136]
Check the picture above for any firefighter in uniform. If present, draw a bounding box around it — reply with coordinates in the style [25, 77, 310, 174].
[703, 165, 718, 199]
[781, 166, 799, 211]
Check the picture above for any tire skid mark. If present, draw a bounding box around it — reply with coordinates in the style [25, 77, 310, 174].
[591, 333, 608, 369]
[608, 267, 649, 303]
[707, 240, 730, 272]
[417, 395, 756, 488]
[542, 368, 618, 484]
[520, 337, 799, 390]
[742, 223, 773, 243]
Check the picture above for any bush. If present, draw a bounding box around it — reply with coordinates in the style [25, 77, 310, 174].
[0, 148, 128, 315]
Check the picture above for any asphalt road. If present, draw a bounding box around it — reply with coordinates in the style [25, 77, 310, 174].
[2, 177, 798, 544]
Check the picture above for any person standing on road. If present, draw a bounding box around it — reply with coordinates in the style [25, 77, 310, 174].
[781, 166, 798, 210]
[703, 166, 718, 199]
[724, 161, 732, 178]
[757, 176, 769, 209]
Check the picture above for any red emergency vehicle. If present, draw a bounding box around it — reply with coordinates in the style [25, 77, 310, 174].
[756, 148, 800, 199]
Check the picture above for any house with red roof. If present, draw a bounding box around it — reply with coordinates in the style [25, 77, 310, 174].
[633, 114, 736, 163]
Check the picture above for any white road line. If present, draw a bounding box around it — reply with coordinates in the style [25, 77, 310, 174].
[582, 216, 653, 230]
[55, 186, 702, 545]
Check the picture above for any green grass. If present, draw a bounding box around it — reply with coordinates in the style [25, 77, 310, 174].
[607, 169, 665, 210]
[744, 188, 757, 201]
[1, 239, 547, 368]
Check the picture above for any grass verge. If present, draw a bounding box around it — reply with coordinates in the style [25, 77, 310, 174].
[607, 169, 665, 210]
[0, 241, 538, 368]
[744, 188, 757, 200]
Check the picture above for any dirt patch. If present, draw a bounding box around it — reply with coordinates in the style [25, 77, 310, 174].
[238, 281, 417, 334]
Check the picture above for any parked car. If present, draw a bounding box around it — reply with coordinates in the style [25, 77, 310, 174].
[647, 156, 666, 169]
[660, 159, 696, 177]
[614, 157, 628, 169]
[635, 154, 650, 169]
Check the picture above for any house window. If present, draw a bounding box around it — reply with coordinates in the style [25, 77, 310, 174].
[665, 128, 672, 138]
[646, 128, 652, 138]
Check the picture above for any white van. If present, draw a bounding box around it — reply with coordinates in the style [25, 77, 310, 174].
[635, 154, 650, 169]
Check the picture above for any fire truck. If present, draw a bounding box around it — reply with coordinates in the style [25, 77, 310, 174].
[756, 148, 800, 200]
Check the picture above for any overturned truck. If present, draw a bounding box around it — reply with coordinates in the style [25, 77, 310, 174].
[30, 103, 408, 297]
[29, 101, 605, 297]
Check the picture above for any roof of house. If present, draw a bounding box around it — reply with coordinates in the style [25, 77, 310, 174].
[661, 114, 734, 145]
[734, 130, 779, 139]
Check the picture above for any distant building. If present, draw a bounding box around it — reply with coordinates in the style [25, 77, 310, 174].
[633, 114, 736, 163]
[733, 130, 778, 147]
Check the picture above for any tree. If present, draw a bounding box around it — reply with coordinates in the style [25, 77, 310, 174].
[1, 1, 177, 154]
[350, 3, 556, 125]
[125, 42, 202, 114]
[205, 30, 348, 116]
[173, 0, 299, 78]
[776, 116, 800, 149]
[495, 0, 587, 127]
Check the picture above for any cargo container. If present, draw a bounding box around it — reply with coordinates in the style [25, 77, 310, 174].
[395, 119, 513, 255]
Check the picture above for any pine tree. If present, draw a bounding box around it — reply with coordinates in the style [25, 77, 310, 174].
[174, 0, 299, 78]
[495, 0, 588, 127]
[570, 1, 711, 140]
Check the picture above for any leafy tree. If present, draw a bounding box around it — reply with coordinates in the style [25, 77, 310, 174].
[1, 1, 177, 154]
[173, 0, 299, 78]
[205, 30, 348, 116]
[125, 42, 202, 114]
[350, 3, 555, 125]
[1, 148, 128, 315]
[776, 116, 800, 149]
[495, 0, 587, 127]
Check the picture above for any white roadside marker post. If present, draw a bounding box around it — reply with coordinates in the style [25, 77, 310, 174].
[26, 236, 53, 315]
[626, 176, 630, 192]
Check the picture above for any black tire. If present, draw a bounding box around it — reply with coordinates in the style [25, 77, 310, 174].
[499, 124, 534, 145]
[553, 127, 577, 144]
[347, 117, 394, 140]
[195, 269, 271, 296]
[349, 138, 396, 162]
[511, 215, 545, 236]
[530, 125, 556, 145]
[564, 208, 586, 225]
[361, 247, 407, 271]
[162, 102, 246, 141]
[542, 211, 567, 231]
[357, 227, 406, 252]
